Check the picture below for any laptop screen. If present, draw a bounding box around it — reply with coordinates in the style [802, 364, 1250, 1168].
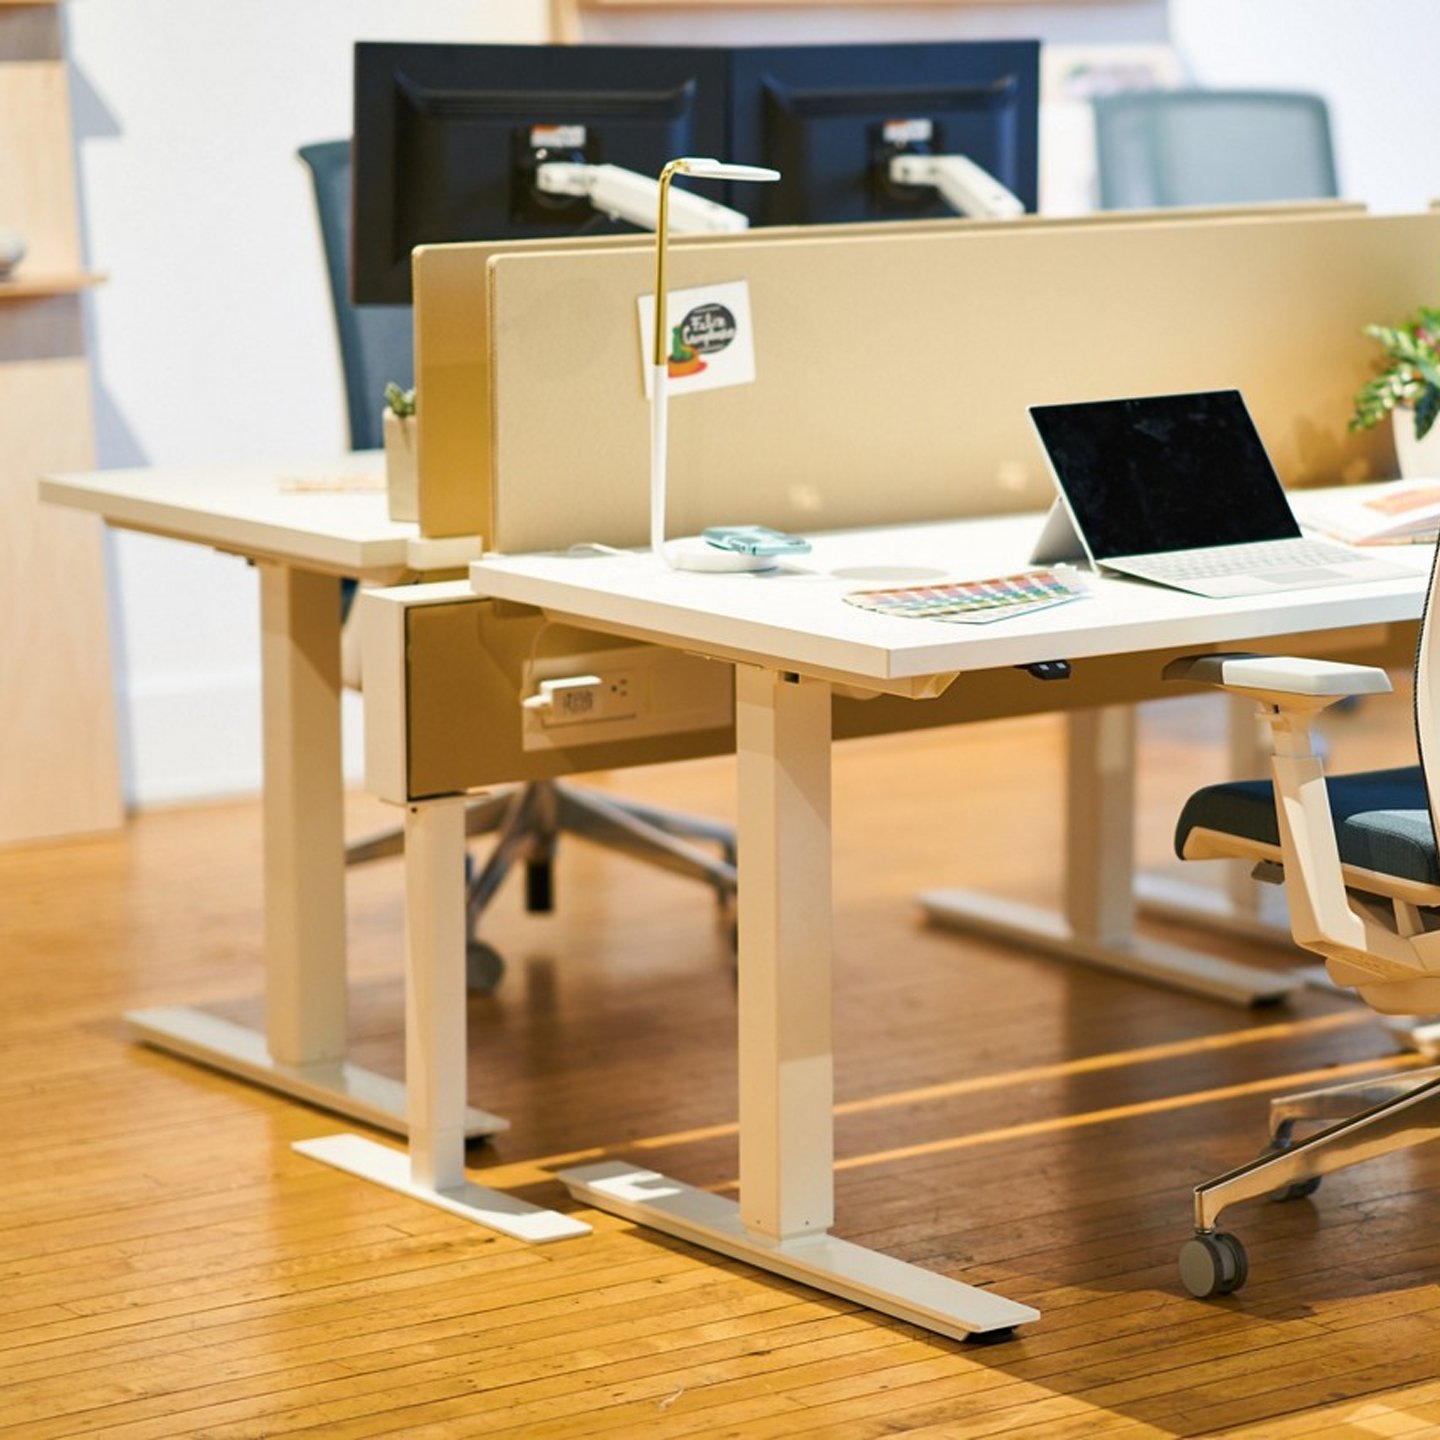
[1029, 390, 1301, 562]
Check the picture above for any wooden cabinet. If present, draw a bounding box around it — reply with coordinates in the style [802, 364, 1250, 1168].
[0, 1, 121, 845]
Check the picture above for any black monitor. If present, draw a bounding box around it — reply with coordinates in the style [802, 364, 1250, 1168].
[727, 42, 1040, 226]
[352, 43, 730, 303]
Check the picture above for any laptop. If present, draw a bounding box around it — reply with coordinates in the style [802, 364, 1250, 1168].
[1028, 389, 1407, 598]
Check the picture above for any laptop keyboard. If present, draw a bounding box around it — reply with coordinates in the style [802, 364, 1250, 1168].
[1118, 537, 1358, 582]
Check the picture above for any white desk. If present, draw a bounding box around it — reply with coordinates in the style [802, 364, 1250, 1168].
[426, 515, 1425, 1339]
[38, 456, 496, 1138]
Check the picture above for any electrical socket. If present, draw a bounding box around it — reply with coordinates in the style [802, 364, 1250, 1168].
[521, 645, 731, 751]
[523, 672, 638, 726]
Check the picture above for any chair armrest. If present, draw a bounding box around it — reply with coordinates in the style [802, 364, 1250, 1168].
[1167, 652, 1393, 983]
[1163, 652, 1392, 704]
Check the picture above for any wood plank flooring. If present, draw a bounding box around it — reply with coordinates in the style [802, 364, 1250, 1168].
[6, 694, 1440, 1437]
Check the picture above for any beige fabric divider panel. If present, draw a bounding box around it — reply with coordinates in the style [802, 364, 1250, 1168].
[479, 207, 1438, 555]
[413, 201, 1363, 541]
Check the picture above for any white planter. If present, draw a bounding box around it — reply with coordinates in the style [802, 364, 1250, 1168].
[1392, 406, 1440, 479]
[383, 409, 418, 523]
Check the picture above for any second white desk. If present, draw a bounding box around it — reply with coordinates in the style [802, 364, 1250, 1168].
[346, 513, 1429, 1340]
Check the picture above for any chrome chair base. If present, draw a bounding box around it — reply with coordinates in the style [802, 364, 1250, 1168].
[1180, 1066, 1440, 1297]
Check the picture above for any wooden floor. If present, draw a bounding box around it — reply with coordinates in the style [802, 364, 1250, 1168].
[7, 695, 1440, 1438]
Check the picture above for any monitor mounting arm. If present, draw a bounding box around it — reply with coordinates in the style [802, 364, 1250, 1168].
[536, 162, 751, 234]
[888, 153, 1024, 219]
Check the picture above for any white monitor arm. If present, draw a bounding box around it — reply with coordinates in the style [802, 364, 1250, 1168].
[888, 153, 1025, 220]
[536, 161, 751, 234]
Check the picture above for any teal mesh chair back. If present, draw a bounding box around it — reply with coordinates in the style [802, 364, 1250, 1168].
[1092, 90, 1338, 211]
[297, 140, 413, 451]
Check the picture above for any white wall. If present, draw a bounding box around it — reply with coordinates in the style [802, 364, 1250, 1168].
[1169, 0, 1440, 216]
[67, 2, 549, 806]
[73, 0, 1440, 807]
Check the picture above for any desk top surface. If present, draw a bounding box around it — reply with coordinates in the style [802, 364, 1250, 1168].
[470, 502, 1434, 690]
[40, 454, 482, 578]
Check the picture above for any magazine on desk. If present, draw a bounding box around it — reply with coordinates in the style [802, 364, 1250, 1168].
[1305, 479, 1440, 545]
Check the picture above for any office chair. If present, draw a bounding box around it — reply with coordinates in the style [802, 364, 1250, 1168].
[296, 141, 737, 991]
[1092, 89, 1338, 210]
[1164, 548, 1440, 1297]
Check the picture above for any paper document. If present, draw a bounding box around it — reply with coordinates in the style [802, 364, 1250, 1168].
[1305, 479, 1440, 545]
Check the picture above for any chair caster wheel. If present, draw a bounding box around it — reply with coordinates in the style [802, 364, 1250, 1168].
[1260, 1139, 1322, 1202]
[466, 940, 505, 995]
[1179, 1230, 1248, 1298]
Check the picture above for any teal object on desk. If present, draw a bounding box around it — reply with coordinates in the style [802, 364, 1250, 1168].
[703, 525, 812, 557]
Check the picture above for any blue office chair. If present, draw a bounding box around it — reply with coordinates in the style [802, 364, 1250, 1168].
[1092, 89, 1338, 211]
[297, 141, 413, 450]
[297, 141, 737, 989]
[1165, 547, 1440, 1298]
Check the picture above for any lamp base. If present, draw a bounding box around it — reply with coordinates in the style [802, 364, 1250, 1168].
[662, 535, 780, 573]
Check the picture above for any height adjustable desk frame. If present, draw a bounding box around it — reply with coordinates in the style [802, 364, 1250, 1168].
[42, 458, 594, 1243]
[37, 459, 502, 1140]
[349, 512, 1427, 1341]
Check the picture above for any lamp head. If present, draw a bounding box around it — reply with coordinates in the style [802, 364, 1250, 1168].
[666, 156, 780, 184]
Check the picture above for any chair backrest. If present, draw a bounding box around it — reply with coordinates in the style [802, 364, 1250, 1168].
[1092, 89, 1338, 211]
[1413, 541, 1440, 846]
[297, 140, 413, 452]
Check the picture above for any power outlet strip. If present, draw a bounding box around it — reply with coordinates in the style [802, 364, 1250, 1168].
[520, 644, 732, 752]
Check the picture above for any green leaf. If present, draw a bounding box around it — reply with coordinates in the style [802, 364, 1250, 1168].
[1357, 300, 1440, 430]
[1351, 373, 1406, 430]
[383, 381, 416, 417]
[1416, 384, 1440, 440]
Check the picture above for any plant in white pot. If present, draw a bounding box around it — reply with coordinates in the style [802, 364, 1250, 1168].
[1350, 304, 1440, 478]
[382, 381, 418, 522]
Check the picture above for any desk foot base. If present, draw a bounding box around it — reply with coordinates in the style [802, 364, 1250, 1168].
[127, 1007, 507, 1140]
[295, 1134, 591, 1243]
[560, 1160, 1037, 1340]
[1134, 869, 1295, 947]
[917, 890, 1298, 1007]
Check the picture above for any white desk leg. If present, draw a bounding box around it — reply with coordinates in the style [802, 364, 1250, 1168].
[920, 705, 1302, 1007]
[128, 564, 496, 1137]
[737, 668, 834, 1240]
[564, 667, 1037, 1340]
[298, 796, 588, 1242]
[259, 563, 348, 1067]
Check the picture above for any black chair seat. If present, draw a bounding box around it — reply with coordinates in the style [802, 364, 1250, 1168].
[1174, 765, 1439, 887]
